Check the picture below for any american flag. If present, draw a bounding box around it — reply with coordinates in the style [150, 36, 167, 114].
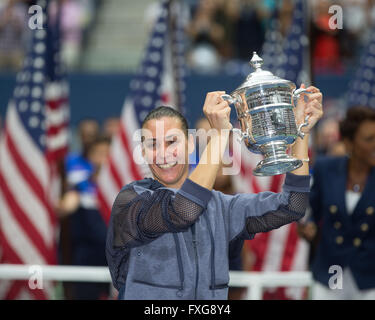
[97, 0, 186, 223]
[261, 8, 283, 72]
[347, 27, 375, 108]
[233, 0, 310, 300]
[262, 0, 310, 86]
[0, 0, 69, 299]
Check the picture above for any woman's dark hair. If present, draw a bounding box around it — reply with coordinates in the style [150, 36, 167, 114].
[141, 106, 189, 136]
[339, 106, 375, 141]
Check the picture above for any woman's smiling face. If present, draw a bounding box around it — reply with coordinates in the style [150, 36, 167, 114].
[142, 116, 193, 188]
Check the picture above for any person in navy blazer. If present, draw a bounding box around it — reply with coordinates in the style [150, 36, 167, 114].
[300, 106, 375, 299]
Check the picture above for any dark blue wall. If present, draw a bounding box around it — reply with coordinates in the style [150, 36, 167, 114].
[0, 72, 352, 129]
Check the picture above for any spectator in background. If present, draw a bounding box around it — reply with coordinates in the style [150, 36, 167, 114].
[57, 0, 86, 69]
[368, 0, 375, 27]
[187, 0, 268, 67]
[58, 119, 100, 216]
[144, 0, 191, 32]
[314, 117, 344, 157]
[0, 0, 28, 71]
[210, 0, 239, 59]
[57, 118, 100, 299]
[77, 118, 100, 155]
[328, 140, 346, 157]
[299, 106, 375, 299]
[234, 0, 265, 61]
[277, 0, 294, 36]
[49, 0, 98, 69]
[102, 117, 120, 140]
[186, 0, 224, 72]
[311, 0, 343, 74]
[342, 0, 369, 48]
[61, 119, 100, 211]
[59, 136, 111, 299]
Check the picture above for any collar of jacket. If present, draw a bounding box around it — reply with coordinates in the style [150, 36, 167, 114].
[137, 178, 164, 191]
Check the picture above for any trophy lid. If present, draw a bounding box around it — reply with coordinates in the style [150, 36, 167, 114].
[234, 52, 292, 92]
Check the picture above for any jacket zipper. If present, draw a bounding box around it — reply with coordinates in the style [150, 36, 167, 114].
[192, 224, 199, 299]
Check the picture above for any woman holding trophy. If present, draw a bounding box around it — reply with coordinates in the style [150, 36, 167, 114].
[105, 53, 323, 300]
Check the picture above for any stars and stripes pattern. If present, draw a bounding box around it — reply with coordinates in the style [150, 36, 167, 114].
[234, 0, 310, 300]
[97, 0, 186, 223]
[274, 0, 309, 85]
[347, 27, 375, 108]
[262, 0, 310, 86]
[44, 10, 69, 163]
[261, 8, 284, 72]
[0, 0, 69, 299]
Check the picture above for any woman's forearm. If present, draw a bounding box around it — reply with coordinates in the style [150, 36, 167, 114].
[189, 130, 230, 190]
[290, 134, 310, 176]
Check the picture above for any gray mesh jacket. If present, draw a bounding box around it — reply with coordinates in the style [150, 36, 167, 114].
[106, 172, 310, 300]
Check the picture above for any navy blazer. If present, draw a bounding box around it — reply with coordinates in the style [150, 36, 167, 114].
[310, 156, 375, 290]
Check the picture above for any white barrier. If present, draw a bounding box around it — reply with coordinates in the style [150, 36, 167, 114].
[0, 264, 111, 283]
[229, 270, 313, 300]
[0, 264, 313, 300]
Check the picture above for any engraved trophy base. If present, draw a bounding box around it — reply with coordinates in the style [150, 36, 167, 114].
[253, 141, 303, 176]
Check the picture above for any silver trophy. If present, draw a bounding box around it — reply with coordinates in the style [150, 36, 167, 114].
[222, 52, 310, 176]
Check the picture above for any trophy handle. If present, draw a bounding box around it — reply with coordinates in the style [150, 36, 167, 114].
[222, 94, 248, 142]
[293, 87, 311, 98]
[221, 94, 238, 105]
[297, 115, 310, 139]
[231, 127, 250, 143]
[292, 88, 311, 139]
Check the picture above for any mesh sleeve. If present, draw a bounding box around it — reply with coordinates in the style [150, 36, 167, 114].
[245, 191, 309, 234]
[106, 214, 130, 291]
[111, 186, 205, 249]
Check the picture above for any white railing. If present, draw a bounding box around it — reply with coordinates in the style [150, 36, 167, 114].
[0, 264, 313, 300]
[229, 270, 313, 300]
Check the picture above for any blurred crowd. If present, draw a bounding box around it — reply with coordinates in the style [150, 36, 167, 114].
[56, 117, 120, 299]
[0, 0, 100, 70]
[2, 0, 375, 74]
[184, 0, 375, 74]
